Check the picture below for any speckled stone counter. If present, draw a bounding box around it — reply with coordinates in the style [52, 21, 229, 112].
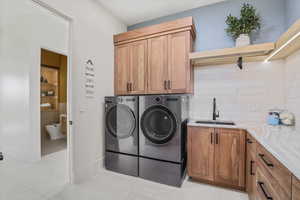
[188, 120, 300, 180]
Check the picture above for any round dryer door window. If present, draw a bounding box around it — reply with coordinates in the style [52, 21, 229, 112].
[106, 105, 136, 139]
[141, 105, 177, 144]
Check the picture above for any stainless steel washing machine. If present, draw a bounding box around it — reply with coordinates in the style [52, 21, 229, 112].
[104, 96, 138, 177]
[139, 95, 189, 187]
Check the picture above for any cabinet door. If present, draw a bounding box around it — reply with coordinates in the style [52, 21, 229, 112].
[168, 31, 191, 93]
[293, 176, 300, 200]
[115, 44, 130, 95]
[247, 133, 256, 158]
[214, 129, 246, 188]
[130, 40, 147, 94]
[187, 127, 215, 182]
[247, 153, 257, 200]
[147, 36, 168, 94]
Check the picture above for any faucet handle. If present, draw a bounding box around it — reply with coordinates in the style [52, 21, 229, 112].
[216, 111, 220, 118]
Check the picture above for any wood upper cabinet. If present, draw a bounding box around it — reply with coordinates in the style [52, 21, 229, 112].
[188, 127, 246, 190]
[293, 176, 300, 200]
[115, 44, 131, 95]
[115, 41, 147, 95]
[147, 35, 168, 94]
[214, 128, 246, 189]
[129, 40, 147, 94]
[147, 31, 193, 94]
[114, 17, 195, 95]
[188, 127, 215, 182]
[168, 31, 191, 93]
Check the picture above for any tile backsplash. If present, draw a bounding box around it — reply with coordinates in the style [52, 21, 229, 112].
[285, 50, 300, 130]
[190, 60, 286, 125]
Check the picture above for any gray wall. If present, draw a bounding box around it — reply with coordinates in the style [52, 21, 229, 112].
[286, 0, 300, 28]
[128, 0, 286, 52]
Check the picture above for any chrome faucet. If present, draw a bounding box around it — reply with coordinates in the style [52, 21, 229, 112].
[213, 98, 220, 121]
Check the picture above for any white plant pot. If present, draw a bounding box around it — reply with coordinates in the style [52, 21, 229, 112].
[236, 34, 251, 47]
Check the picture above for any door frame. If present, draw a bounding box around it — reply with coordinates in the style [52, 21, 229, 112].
[31, 0, 75, 184]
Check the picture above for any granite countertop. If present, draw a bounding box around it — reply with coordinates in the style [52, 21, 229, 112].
[188, 120, 300, 180]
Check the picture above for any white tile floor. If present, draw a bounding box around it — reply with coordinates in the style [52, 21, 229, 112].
[0, 150, 68, 200]
[42, 138, 67, 156]
[0, 151, 248, 200]
[50, 170, 248, 200]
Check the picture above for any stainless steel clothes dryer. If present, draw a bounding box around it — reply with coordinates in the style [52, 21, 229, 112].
[104, 96, 138, 177]
[139, 95, 189, 186]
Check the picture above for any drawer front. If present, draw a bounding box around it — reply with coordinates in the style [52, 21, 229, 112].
[256, 144, 292, 199]
[293, 176, 300, 200]
[246, 133, 256, 157]
[256, 168, 289, 200]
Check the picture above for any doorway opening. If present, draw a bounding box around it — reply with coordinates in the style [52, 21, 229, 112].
[40, 49, 68, 156]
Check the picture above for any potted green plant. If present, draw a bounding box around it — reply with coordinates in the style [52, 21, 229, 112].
[226, 3, 261, 47]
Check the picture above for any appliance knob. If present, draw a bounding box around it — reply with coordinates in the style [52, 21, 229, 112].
[155, 97, 161, 102]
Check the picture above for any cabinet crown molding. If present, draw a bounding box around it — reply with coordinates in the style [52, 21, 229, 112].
[114, 17, 195, 45]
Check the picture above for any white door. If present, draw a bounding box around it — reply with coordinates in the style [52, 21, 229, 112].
[0, 0, 69, 162]
[0, 0, 71, 198]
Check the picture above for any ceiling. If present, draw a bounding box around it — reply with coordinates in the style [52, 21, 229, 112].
[97, 0, 227, 26]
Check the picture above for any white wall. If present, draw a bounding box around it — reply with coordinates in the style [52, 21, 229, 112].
[285, 50, 300, 130]
[190, 61, 286, 126]
[38, 0, 127, 182]
[190, 49, 300, 129]
[0, 0, 126, 183]
[0, 0, 69, 162]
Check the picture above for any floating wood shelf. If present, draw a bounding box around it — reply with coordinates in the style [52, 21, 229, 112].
[268, 19, 300, 61]
[190, 19, 300, 67]
[41, 96, 58, 99]
[41, 82, 57, 87]
[190, 43, 275, 67]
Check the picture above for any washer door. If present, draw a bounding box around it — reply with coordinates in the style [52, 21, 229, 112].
[106, 104, 136, 139]
[141, 105, 177, 144]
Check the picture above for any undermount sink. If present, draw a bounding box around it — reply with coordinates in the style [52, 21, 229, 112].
[194, 120, 236, 126]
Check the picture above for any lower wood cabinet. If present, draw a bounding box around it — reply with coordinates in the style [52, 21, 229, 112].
[214, 128, 246, 188]
[246, 136, 293, 200]
[188, 126, 298, 199]
[256, 168, 281, 200]
[187, 126, 246, 190]
[256, 144, 292, 200]
[246, 133, 257, 200]
[188, 127, 214, 182]
[293, 176, 300, 200]
[246, 151, 257, 200]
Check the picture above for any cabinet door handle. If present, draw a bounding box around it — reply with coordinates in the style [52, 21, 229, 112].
[130, 82, 133, 92]
[164, 80, 168, 90]
[127, 82, 130, 92]
[259, 154, 274, 168]
[258, 182, 273, 200]
[168, 80, 171, 89]
[247, 138, 253, 144]
[250, 160, 255, 176]
[211, 132, 213, 144]
[215, 133, 219, 144]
